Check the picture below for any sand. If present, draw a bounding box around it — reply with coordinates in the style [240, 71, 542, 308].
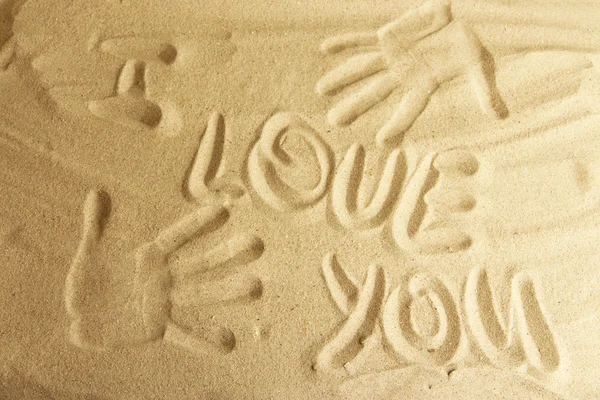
[0, 0, 600, 398]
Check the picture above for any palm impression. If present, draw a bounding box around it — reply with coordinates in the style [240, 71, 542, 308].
[316, 0, 506, 147]
[65, 191, 265, 354]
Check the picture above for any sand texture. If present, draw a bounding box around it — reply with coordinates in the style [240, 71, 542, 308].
[1, 0, 600, 398]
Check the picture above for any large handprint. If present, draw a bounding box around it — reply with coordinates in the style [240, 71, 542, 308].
[65, 190, 265, 354]
[317, 0, 507, 147]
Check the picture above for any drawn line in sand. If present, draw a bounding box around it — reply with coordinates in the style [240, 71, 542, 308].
[185, 112, 245, 203]
[317, 257, 563, 385]
[382, 272, 463, 367]
[317, 0, 506, 147]
[163, 323, 236, 354]
[316, 253, 386, 375]
[465, 267, 561, 377]
[246, 134, 474, 253]
[65, 191, 265, 355]
[391, 153, 473, 254]
[321, 253, 358, 315]
[65, 189, 112, 318]
[85, 37, 179, 129]
[330, 145, 406, 230]
[247, 112, 334, 212]
[87, 59, 162, 129]
[97, 37, 177, 65]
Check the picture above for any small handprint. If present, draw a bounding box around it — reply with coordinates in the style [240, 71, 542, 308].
[65, 190, 265, 354]
[317, 0, 507, 147]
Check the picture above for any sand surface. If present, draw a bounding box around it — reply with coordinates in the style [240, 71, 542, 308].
[1, 0, 600, 398]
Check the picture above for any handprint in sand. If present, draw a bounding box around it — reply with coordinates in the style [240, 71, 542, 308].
[65, 190, 265, 354]
[316, 0, 507, 147]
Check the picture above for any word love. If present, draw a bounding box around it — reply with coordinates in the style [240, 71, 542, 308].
[316, 254, 562, 382]
[247, 112, 473, 254]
